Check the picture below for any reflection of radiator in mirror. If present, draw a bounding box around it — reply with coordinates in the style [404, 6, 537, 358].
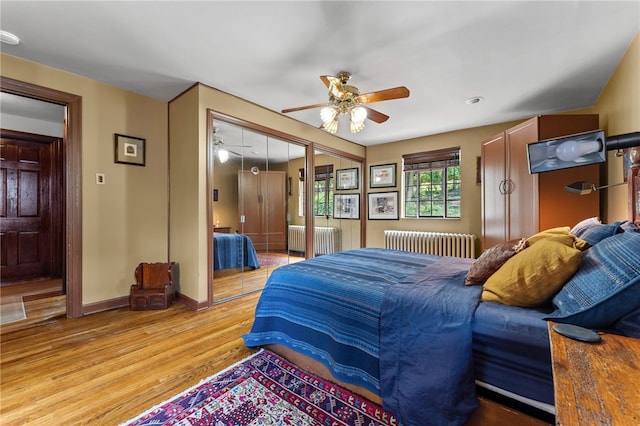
[384, 230, 476, 259]
[288, 226, 340, 255]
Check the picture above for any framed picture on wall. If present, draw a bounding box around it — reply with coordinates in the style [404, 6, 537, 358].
[368, 191, 399, 220]
[333, 194, 360, 219]
[370, 163, 396, 188]
[336, 167, 359, 190]
[114, 133, 145, 166]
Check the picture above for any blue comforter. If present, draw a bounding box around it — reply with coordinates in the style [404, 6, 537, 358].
[213, 232, 260, 270]
[243, 248, 482, 426]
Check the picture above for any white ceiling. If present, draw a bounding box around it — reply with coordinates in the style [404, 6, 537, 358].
[1, 1, 638, 146]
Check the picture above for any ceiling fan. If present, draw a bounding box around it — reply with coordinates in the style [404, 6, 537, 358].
[212, 127, 250, 163]
[281, 71, 410, 134]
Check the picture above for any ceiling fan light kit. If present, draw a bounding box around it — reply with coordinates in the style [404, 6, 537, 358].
[282, 71, 409, 135]
[217, 149, 230, 163]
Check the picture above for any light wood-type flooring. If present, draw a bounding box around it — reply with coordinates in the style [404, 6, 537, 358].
[1, 291, 261, 425]
[1, 261, 550, 426]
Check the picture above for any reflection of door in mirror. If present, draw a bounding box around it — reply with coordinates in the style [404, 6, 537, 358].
[210, 115, 306, 304]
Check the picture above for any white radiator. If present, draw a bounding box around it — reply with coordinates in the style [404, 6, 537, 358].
[384, 230, 476, 259]
[288, 225, 340, 255]
[288, 225, 306, 252]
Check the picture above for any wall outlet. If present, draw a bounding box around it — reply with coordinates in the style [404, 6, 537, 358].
[96, 173, 105, 185]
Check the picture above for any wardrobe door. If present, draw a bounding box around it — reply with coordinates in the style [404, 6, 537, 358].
[481, 132, 507, 250]
[260, 171, 286, 251]
[238, 170, 262, 247]
[505, 118, 539, 241]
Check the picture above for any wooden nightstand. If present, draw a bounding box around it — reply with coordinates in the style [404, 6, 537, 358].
[213, 226, 231, 234]
[548, 322, 640, 425]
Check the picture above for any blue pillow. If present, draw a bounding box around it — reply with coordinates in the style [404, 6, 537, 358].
[570, 216, 601, 236]
[544, 231, 640, 328]
[572, 221, 624, 246]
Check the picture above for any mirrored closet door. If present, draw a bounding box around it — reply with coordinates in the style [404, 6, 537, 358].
[209, 115, 306, 303]
[312, 149, 363, 255]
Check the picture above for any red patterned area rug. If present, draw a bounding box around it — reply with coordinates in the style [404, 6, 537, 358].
[257, 253, 289, 267]
[121, 349, 402, 426]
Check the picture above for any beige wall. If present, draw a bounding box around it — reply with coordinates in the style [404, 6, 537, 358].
[365, 120, 521, 248]
[365, 31, 639, 248]
[594, 31, 640, 222]
[3, 29, 636, 308]
[169, 84, 365, 303]
[1, 54, 169, 305]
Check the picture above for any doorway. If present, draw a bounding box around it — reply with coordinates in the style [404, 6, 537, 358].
[0, 76, 83, 318]
[1, 131, 63, 284]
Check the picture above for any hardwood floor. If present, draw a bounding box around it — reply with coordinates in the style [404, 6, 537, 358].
[213, 252, 304, 302]
[1, 266, 550, 426]
[0, 293, 260, 425]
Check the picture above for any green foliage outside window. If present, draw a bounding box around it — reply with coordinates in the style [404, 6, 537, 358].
[404, 165, 460, 218]
[313, 177, 333, 217]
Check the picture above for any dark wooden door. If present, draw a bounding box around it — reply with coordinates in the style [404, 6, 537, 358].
[1, 135, 60, 283]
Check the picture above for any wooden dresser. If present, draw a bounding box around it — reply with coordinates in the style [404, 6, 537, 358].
[548, 322, 640, 425]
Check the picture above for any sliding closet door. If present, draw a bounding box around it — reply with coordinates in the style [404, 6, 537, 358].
[313, 150, 363, 255]
[209, 114, 306, 304]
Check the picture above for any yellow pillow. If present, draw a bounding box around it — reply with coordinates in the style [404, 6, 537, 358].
[481, 238, 582, 307]
[526, 226, 573, 246]
[526, 226, 589, 250]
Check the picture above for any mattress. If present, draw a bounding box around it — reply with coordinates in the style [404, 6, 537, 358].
[472, 300, 554, 410]
[213, 232, 260, 270]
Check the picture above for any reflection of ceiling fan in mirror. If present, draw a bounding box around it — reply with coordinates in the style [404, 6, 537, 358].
[212, 126, 251, 163]
[281, 71, 410, 134]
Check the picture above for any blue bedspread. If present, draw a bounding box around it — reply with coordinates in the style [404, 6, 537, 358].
[243, 248, 483, 425]
[213, 232, 260, 270]
[380, 256, 480, 425]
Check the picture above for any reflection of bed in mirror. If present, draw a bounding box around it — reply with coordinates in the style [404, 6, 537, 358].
[213, 232, 260, 271]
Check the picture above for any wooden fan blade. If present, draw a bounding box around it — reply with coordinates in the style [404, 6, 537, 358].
[281, 103, 330, 114]
[320, 75, 331, 88]
[355, 86, 410, 104]
[363, 106, 389, 123]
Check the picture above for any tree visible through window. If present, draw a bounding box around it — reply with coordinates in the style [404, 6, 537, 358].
[403, 147, 461, 218]
[313, 165, 334, 217]
[299, 166, 334, 218]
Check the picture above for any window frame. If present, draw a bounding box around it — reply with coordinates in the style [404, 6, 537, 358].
[402, 147, 461, 219]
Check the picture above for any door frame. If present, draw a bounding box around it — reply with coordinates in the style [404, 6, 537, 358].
[1, 77, 83, 318]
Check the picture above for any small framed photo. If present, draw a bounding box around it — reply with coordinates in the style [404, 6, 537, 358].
[115, 133, 145, 166]
[336, 167, 359, 190]
[368, 191, 399, 220]
[333, 194, 360, 219]
[370, 163, 396, 188]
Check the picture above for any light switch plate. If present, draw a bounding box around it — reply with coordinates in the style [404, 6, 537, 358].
[96, 173, 105, 185]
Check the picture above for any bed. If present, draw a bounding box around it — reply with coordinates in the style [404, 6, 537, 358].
[243, 220, 640, 426]
[213, 232, 260, 271]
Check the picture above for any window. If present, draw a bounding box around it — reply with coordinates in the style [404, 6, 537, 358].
[313, 165, 334, 217]
[403, 147, 461, 218]
[298, 166, 334, 217]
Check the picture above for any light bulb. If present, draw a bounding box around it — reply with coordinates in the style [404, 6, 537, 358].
[350, 106, 367, 133]
[555, 140, 602, 162]
[351, 106, 367, 123]
[320, 107, 338, 123]
[218, 149, 229, 163]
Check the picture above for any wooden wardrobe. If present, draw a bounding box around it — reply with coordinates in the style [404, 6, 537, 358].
[481, 115, 601, 250]
[238, 170, 286, 251]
